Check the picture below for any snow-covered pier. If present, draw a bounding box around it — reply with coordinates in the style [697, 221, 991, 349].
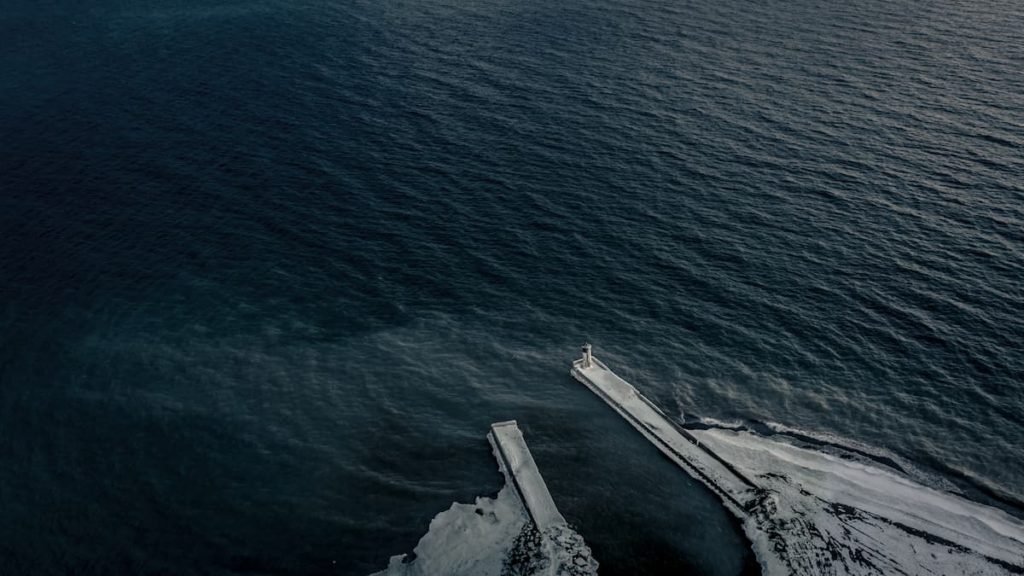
[488, 420, 567, 531]
[570, 345, 761, 517]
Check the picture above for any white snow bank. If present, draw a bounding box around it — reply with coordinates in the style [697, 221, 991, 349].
[370, 425, 598, 576]
[691, 427, 1024, 575]
[371, 484, 529, 576]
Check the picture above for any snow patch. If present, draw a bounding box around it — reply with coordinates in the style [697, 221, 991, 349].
[370, 423, 598, 576]
[371, 485, 528, 576]
[370, 483, 598, 576]
[692, 428, 1024, 575]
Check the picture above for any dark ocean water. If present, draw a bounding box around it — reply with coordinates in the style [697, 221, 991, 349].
[2, 0, 1023, 574]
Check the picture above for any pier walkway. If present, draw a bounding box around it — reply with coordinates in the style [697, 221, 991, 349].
[570, 346, 760, 517]
[488, 420, 567, 531]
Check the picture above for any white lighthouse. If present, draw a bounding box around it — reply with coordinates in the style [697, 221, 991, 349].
[581, 343, 593, 368]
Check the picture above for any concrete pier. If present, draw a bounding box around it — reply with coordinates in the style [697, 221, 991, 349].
[571, 348, 760, 517]
[488, 420, 567, 531]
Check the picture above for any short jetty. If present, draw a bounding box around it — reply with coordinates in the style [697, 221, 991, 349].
[570, 344, 760, 517]
[488, 420, 567, 531]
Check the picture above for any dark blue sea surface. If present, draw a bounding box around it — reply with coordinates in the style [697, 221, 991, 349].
[2, 0, 1022, 574]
